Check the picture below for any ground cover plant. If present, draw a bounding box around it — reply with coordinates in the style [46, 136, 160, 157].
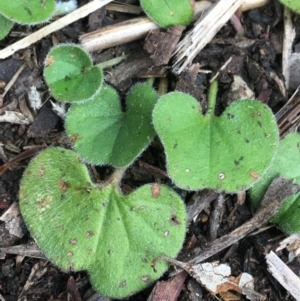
[19, 147, 187, 298]
[65, 84, 158, 167]
[18, 44, 188, 297]
[0, 0, 77, 40]
[18, 41, 286, 297]
[139, 0, 194, 28]
[250, 132, 300, 233]
[0, 0, 56, 25]
[279, 0, 300, 13]
[44, 44, 103, 103]
[152, 80, 279, 192]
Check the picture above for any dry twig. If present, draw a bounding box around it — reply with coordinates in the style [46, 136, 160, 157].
[282, 7, 296, 92]
[0, 0, 113, 60]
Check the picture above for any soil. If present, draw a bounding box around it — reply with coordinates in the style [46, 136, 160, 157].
[0, 0, 300, 301]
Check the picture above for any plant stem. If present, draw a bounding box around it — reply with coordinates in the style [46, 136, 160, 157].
[146, 77, 155, 87]
[96, 167, 126, 190]
[97, 54, 128, 69]
[206, 79, 218, 116]
[158, 77, 168, 96]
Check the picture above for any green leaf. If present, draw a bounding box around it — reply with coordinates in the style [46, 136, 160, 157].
[152, 92, 279, 192]
[0, 14, 13, 40]
[140, 0, 193, 28]
[250, 132, 300, 233]
[19, 147, 186, 299]
[65, 84, 158, 167]
[0, 0, 55, 24]
[278, 0, 300, 14]
[44, 44, 103, 103]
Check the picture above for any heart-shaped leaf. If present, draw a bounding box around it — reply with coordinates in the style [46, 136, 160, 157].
[278, 0, 300, 14]
[65, 84, 158, 167]
[140, 0, 194, 28]
[250, 132, 300, 233]
[0, 14, 13, 40]
[44, 44, 103, 103]
[153, 92, 279, 192]
[19, 147, 186, 298]
[0, 0, 55, 24]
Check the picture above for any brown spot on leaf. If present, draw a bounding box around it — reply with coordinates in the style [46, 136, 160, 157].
[265, 132, 270, 138]
[141, 275, 150, 282]
[39, 167, 45, 176]
[67, 263, 74, 271]
[45, 55, 55, 67]
[70, 134, 79, 143]
[86, 231, 93, 237]
[67, 251, 73, 257]
[81, 66, 88, 73]
[69, 239, 77, 245]
[119, 280, 127, 288]
[59, 179, 68, 191]
[250, 171, 260, 180]
[38, 197, 51, 211]
[170, 214, 180, 225]
[151, 183, 160, 198]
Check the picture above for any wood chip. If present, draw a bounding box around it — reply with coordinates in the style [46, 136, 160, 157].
[27, 106, 60, 138]
[266, 251, 300, 301]
[0, 202, 25, 238]
[0, 241, 45, 259]
[0, 111, 30, 125]
[144, 26, 185, 66]
[174, 0, 248, 73]
[147, 271, 188, 301]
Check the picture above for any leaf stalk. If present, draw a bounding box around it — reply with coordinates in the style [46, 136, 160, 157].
[206, 79, 218, 116]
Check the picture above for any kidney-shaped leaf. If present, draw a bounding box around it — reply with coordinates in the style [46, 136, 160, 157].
[140, 0, 194, 28]
[250, 132, 300, 233]
[66, 84, 158, 167]
[19, 147, 186, 298]
[278, 0, 300, 14]
[0, 0, 55, 24]
[152, 92, 279, 192]
[44, 44, 103, 103]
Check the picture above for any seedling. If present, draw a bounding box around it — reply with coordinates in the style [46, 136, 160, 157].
[0, 0, 55, 25]
[152, 80, 279, 192]
[44, 44, 103, 103]
[250, 132, 300, 233]
[19, 147, 186, 298]
[278, 0, 300, 14]
[0, 0, 77, 41]
[140, 0, 194, 28]
[65, 83, 158, 167]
